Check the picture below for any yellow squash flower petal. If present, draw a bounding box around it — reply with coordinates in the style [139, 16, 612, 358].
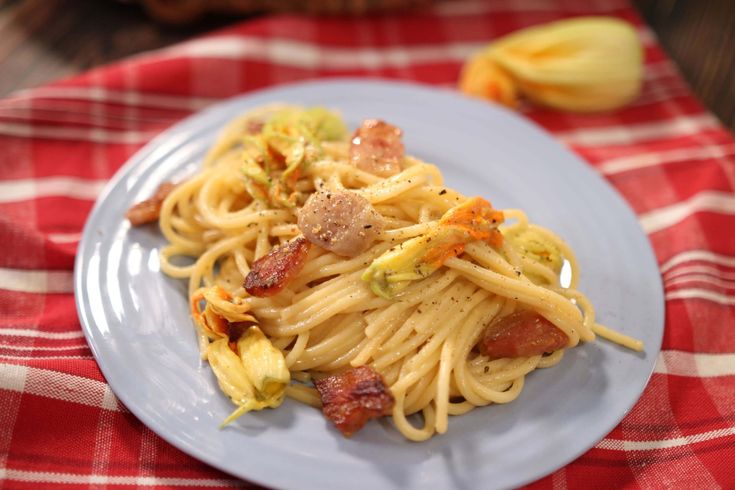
[459, 17, 643, 112]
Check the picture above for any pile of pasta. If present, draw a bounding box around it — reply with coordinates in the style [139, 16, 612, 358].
[145, 105, 642, 441]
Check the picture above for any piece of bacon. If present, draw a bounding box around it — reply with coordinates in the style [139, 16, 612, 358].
[478, 310, 569, 358]
[125, 181, 176, 226]
[313, 365, 395, 437]
[244, 236, 311, 297]
[246, 119, 264, 135]
[349, 119, 405, 177]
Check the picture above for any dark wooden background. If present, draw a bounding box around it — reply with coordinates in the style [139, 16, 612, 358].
[0, 0, 733, 129]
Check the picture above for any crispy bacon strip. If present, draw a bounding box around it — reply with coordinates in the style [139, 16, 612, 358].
[314, 365, 395, 437]
[479, 310, 569, 358]
[350, 119, 405, 177]
[244, 237, 311, 297]
[125, 181, 176, 226]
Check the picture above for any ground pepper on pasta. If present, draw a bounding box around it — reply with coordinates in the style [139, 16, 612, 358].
[128, 105, 643, 441]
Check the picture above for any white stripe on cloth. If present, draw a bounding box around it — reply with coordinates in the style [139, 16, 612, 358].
[0, 177, 106, 203]
[558, 113, 720, 146]
[0, 99, 178, 126]
[665, 265, 735, 281]
[661, 250, 735, 274]
[654, 351, 735, 377]
[0, 363, 119, 411]
[0, 121, 156, 144]
[638, 191, 735, 234]
[0, 469, 243, 488]
[150, 28, 657, 70]
[666, 274, 735, 290]
[4, 61, 674, 116]
[628, 85, 690, 108]
[596, 427, 735, 451]
[155, 36, 485, 69]
[665, 288, 735, 305]
[0, 344, 89, 352]
[644, 60, 680, 81]
[0, 329, 84, 339]
[9, 87, 216, 111]
[598, 143, 735, 175]
[0, 365, 26, 475]
[0, 268, 74, 294]
[0, 354, 94, 361]
[47, 232, 82, 244]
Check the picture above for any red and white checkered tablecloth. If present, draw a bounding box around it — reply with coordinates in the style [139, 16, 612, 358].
[1, 0, 734, 488]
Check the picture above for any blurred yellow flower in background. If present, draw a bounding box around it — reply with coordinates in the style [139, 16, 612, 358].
[459, 16, 644, 112]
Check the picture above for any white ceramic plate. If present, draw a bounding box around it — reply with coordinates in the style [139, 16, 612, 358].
[75, 79, 664, 490]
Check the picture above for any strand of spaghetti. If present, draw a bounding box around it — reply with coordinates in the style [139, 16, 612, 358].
[356, 164, 434, 203]
[233, 247, 251, 276]
[592, 324, 644, 351]
[279, 271, 365, 320]
[318, 334, 371, 371]
[381, 221, 438, 240]
[291, 314, 365, 370]
[160, 171, 210, 253]
[270, 224, 300, 236]
[387, 285, 482, 391]
[403, 157, 444, 184]
[285, 384, 321, 407]
[291, 243, 392, 291]
[284, 332, 310, 368]
[309, 160, 382, 186]
[363, 271, 457, 338]
[395, 290, 489, 400]
[202, 104, 293, 168]
[351, 307, 415, 366]
[254, 219, 271, 260]
[403, 365, 437, 413]
[464, 242, 521, 279]
[187, 229, 259, 297]
[435, 336, 455, 434]
[537, 349, 565, 368]
[447, 400, 475, 416]
[262, 284, 374, 337]
[392, 386, 437, 442]
[159, 245, 198, 278]
[444, 257, 591, 342]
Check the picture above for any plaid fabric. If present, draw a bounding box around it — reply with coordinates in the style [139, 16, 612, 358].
[1, 0, 734, 488]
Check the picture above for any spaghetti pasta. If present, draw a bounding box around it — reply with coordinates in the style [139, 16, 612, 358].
[149, 105, 642, 441]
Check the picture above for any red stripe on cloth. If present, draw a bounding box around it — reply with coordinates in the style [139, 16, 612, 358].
[661, 301, 735, 352]
[608, 161, 734, 215]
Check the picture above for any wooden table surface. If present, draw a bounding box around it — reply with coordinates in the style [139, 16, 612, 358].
[0, 0, 733, 130]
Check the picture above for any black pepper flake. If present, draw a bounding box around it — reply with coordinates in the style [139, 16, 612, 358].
[364, 224, 372, 229]
[439, 189, 447, 195]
